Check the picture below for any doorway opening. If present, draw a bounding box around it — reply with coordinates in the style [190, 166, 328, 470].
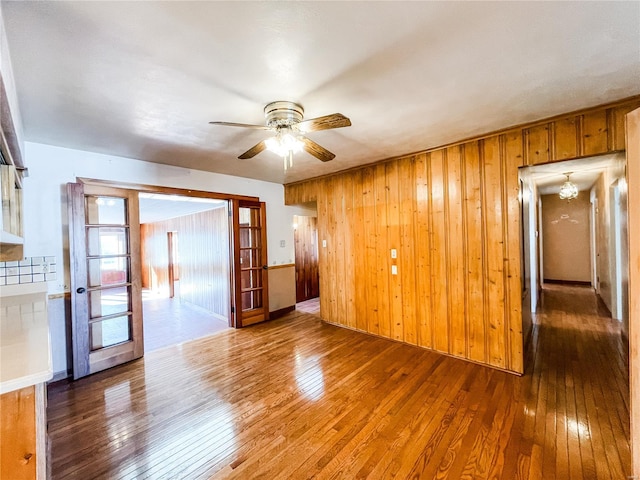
[139, 193, 231, 352]
[519, 152, 628, 333]
[293, 211, 320, 315]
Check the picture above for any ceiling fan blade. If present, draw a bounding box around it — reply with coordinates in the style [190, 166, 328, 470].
[209, 121, 271, 130]
[300, 137, 335, 162]
[295, 113, 351, 133]
[238, 140, 267, 159]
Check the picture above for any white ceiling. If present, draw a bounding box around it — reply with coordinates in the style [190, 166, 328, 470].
[138, 193, 226, 224]
[3, 1, 639, 185]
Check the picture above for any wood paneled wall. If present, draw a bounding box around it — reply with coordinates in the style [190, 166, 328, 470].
[285, 96, 640, 374]
[141, 206, 230, 319]
[293, 215, 320, 302]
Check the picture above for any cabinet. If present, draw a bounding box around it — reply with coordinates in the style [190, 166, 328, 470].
[0, 163, 24, 260]
[1, 65, 26, 261]
[0, 286, 51, 479]
[0, 384, 46, 480]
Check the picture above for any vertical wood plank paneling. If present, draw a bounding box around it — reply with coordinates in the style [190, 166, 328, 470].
[526, 124, 551, 165]
[429, 149, 449, 354]
[398, 157, 417, 345]
[362, 167, 379, 334]
[375, 163, 391, 339]
[317, 180, 330, 320]
[463, 141, 486, 364]
[582, 110, 609, 156]
[284, 96, 640, 375]
[504, 131, 525, 372]
[482, 137, 506, 369]
[386, 161, 403, 341]
[414, 153, 433, 349]
[553, 116, 579, 160]
[324, 177, 337, 322]
[611, 101, 640, 150]
[446, 145, 466, 358]
[352, 170, 368, 332]
[343, 173, 357, 330]
[333, 176, 347, 327]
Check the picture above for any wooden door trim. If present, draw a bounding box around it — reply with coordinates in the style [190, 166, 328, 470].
[626, 106, 640, 476]
[230, 199, 241, 328]
[77, 177, 259, 203]
[67, 182, 91, 379]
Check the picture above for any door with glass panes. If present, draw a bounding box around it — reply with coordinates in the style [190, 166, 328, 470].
[232, 200, 269, 327]
[67, 183, 143, 379]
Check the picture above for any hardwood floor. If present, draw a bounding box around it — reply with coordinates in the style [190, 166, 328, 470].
[48, 285, 630, 479]
[296, 296, 320, 315]
[142, 288, 229, 352]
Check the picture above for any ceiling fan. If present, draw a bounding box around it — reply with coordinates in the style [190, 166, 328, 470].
[209, 101, 351, 170]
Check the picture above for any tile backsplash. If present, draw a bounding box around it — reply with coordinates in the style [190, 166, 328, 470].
[0, 256, 57, 285]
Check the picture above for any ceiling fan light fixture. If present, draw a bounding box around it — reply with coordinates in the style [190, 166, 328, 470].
[265, 129, 304, 171]
[558, 173, 579, 200]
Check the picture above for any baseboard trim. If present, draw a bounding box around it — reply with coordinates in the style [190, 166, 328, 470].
[49, 371, 71, 384]
[269, 305, 296, 320]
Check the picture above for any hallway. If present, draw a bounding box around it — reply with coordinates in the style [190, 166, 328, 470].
[524, 283, 629, 478]
[47, 285, 630, 479]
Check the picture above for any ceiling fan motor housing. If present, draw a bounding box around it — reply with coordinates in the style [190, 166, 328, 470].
[264, 101, 304, 128]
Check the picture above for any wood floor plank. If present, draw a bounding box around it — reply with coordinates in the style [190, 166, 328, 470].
[47, 284, 630, 479]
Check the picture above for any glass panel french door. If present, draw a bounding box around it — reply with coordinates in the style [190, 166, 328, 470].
[68, 183, 143, 379]
[232, 200, 269, 327]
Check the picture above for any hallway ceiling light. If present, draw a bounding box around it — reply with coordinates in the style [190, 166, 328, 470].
[559, 173, 579, 200]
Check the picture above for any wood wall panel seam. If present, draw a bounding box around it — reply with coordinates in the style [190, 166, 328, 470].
[442, 148, 452, 355]
[460, 144, 469, 360]
[479, 139, 490, 366]
[500, 134, 512, 371]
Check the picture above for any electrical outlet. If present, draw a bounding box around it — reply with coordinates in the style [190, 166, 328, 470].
[391, 265, 398, 275]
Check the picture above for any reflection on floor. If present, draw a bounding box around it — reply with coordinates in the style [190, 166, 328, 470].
[296, 296, 319, 315]
[143, 290, 229, 352]
[48, 284, 630, 478]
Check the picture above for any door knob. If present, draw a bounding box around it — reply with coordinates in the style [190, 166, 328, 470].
[262, 265, 268, 270]
[76, 287, 86, 294]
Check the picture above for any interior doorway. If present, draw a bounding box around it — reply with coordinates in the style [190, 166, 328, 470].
[519, 152, 628, 328]
[138, 193, 231, 351]
[293, 215, 320, 305]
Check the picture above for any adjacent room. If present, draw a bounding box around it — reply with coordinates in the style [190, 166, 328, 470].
[138, 193, 231, 351]
[0, 2, 639, 480]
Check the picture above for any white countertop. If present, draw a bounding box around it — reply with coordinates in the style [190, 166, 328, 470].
[0, 283, 53, 394]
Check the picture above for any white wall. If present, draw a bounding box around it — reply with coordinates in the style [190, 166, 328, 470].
[23, 142, 303, 375]
[541, 192, 591, 282]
